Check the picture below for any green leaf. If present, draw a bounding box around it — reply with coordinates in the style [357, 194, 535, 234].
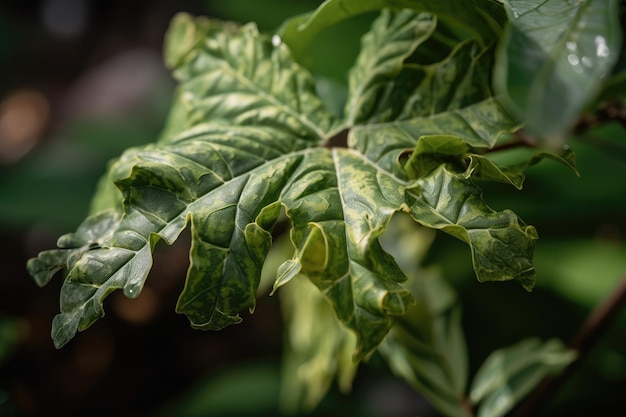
[351, 96, 521, 182]
[494, 0, 623, 147]
[26, 211, 120, 288]
[470, 338, 577, 417]
[393, 40, 496, 121]
[406, 164, 538, 290]
[470, 0, 508, 28]
[164, 13, 213, 69]
[343, 22, 517, 164]
[344, 9, 436, 125]
[165, 16, 338, 140]
[405, 135, 578, 189]
[379, 270, 471, 417]
[29, 8, 551, 360]
[341, 10, 539, 292]
[279, 0, 501, 57]
[277, 148, 414, 359]
[279, 275, 358, 413]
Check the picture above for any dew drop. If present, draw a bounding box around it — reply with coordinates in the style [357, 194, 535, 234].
[271, 35, 282, 47]
[566, 41, 577, 51]
[124, 286, 139, 298]
[568, 54, 580, 66]
[596, 36, 609, 58]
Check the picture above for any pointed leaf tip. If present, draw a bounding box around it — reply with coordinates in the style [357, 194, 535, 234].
[382, 288, 414, 316]
[27, 253, 65, 288]
[272, 259, 302, 295]
[164, 13, 202, 69]
[51, 311, 82, 349]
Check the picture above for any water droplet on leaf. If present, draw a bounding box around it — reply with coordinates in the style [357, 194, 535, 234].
[595, 36, 609, 58]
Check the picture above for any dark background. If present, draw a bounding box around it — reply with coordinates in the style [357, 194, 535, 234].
[1, 1, 626, 416]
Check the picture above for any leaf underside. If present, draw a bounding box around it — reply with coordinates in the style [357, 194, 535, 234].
[29, 5, 573, 361]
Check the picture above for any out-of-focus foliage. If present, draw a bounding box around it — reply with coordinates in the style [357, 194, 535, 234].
[0, 316, 21, 364]
[494, 0, 622, 147]
[470, 338, 576, 417]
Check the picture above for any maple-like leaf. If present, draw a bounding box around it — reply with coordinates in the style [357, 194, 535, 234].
[28, 7, 568, 358]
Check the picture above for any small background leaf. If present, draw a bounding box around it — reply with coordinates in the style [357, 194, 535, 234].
[279, 0, 500, 57]
[279, 275, 358, 413]
[378, 216, 470, 417]
[470, 338, 576, 417]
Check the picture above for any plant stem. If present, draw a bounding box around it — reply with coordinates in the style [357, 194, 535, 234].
[488, 129, 538, 153]
[509, 270, 626, 417]
[461, 397, 475, 417]
[573, 99, 626, 134]
[569, 270, 626, 354]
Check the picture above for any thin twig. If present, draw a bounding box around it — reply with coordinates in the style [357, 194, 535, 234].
[509, 270, 626, 417]
[488, 129, 538, 153]
[461, 398, 475, 417]
[573, 99, 626, 135]
[491, 99, 626, 156]
[569, 270, 626, 359]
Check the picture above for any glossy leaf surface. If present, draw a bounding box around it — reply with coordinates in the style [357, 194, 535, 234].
[495, 0, 622, 146]
[29, 7, 559, 359]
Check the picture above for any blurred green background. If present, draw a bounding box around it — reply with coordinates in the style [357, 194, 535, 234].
[1, 1, 625, 416]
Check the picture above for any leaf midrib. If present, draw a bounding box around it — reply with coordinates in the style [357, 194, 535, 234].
[214, 59, 331, 141]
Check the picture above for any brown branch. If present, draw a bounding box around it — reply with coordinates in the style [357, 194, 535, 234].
[491, 99, 626, 156]
[461, 397, 475, 417]
[487, 129, 538, 153]
[509, 270, 626, 417]
[573, 99, 626, 135]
